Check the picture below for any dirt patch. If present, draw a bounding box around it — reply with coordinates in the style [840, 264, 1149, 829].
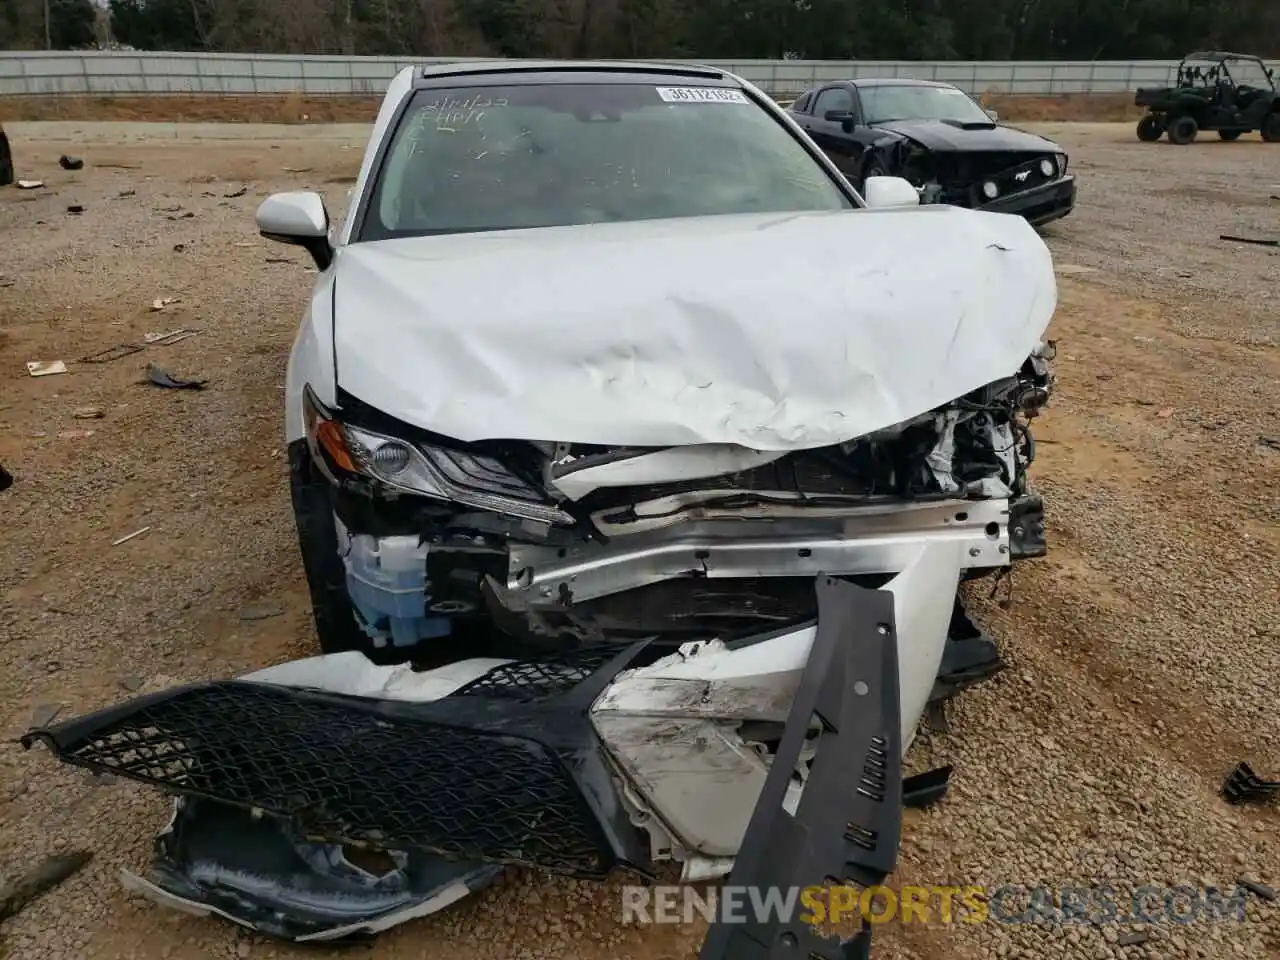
[0, 90, 1145, 124]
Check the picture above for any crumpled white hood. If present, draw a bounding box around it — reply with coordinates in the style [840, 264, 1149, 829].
[333, 206, 1055, 450]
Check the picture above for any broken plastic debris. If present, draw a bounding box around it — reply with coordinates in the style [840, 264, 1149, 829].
[112, 526, 151, 546]
[26, 361, 67, 377]
[1222, 761, 1279, 805]
[150, 297, 181, 311]
[16, 179, 43, 189]
[224, 185, 248, 198]
[146, 364, 206, 390]
[117, 797, 502, 941]
[1238, 878, 1277, 902]
[57, 429, 95, 440]
[902, 765, 952, 810]
[58, 155, 84, 171]
[144, 329, 197, 346]
[66, 204, 84, 215]
[80, 342, 143, 364]
[72, 407, 103, 419]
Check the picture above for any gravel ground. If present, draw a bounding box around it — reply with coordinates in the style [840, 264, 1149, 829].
[0, 120, 1277, 960]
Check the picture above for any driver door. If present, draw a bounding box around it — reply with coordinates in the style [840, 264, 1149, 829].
[803, 86, 865, 178]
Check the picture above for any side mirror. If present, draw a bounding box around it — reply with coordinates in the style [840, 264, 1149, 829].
[862, 175, 920, 210]
[256, 191, 333, 271]
[985, 108, 1000, 122]
[824, 109, 857, 133]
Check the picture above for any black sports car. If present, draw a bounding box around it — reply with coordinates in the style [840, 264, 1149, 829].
[786, 78, 1076, 227]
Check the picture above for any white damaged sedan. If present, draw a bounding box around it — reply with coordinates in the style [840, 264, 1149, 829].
[24, 60, 1056, 956]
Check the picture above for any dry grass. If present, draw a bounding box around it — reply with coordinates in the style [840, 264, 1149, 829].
[0, 90, 1143, 124]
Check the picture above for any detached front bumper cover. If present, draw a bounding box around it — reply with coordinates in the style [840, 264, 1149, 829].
[23, 578, 905, 952]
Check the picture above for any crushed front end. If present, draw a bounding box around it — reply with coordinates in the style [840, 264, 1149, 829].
[307, 341, 1054, 661]
[900, 147, 1076, 226]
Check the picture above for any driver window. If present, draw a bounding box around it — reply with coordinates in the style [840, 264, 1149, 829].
[814, 87, 855, 118]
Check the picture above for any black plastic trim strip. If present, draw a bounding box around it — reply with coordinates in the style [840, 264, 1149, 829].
[698, 576, 902, 960]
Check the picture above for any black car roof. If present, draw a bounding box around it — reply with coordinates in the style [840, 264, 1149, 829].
[414, 59, 740, 88]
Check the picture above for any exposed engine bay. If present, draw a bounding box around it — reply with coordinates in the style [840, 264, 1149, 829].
[324, 341, 1054, 653]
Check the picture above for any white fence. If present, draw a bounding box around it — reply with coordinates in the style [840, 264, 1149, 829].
[1, 51, 1276, 98]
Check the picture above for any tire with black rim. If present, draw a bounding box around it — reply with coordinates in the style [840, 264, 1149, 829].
[1262, 112, 1280, 143]
[860, 159, 886, 191]
[1168, 115, 1198, 145]
[1136, 115, 1163, 142]
[1218, 129, 1243, 141]
[0, 126, 12, 187]
[288, 440, 365, 654]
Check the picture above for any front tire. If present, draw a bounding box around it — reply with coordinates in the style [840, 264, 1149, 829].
[288, 440, 365, 654]
[1168, 115, 1198, 145]
[1262, 113, 1280, 143]
[1136, 115, 1163, 142]
[0, 126, 12, 186]
[860, 159, 887, 192]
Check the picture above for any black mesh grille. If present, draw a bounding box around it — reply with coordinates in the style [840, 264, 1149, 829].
[451, 642, 634, 701]
[50, 682, 610, 873]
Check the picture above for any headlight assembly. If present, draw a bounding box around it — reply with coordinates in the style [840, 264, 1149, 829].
[302, 386, 573, 525]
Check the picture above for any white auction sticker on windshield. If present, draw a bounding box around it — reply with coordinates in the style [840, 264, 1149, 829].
[656, 87, 749, 104]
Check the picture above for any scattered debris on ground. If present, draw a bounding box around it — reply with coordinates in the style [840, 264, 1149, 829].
[145, 364, 206, 390]
[1220, 233, 1279, 247]
[110, 526, 151, 546]
[1222, 760, 1279, 804]
[0, 851, 93, 924]
[1238, 878, 1277, 902]
[25, 361, 67, 377]
[143, 329, 198, 346]
[58, 155, 84, 171]
[79, 343, 143, 364]
[903, 766, 953, 809]
[15, 179, 43, 190]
